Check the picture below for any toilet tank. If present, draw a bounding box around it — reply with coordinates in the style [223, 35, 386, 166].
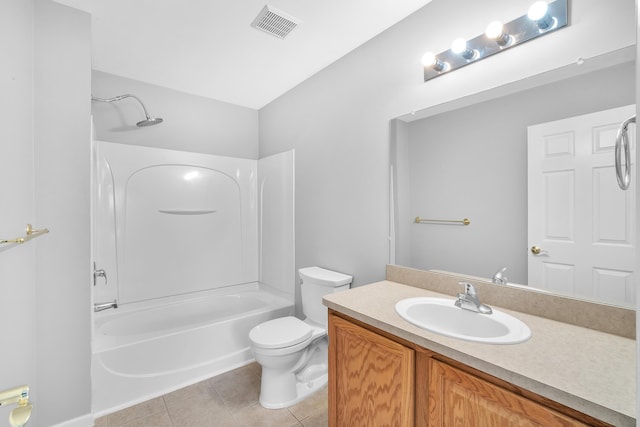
[299, 266, 352, 327]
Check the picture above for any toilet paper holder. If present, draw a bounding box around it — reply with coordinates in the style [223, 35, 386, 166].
[0, 385, 32, 427]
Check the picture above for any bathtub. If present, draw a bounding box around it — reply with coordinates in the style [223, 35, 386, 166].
[91, 283, 293, 416]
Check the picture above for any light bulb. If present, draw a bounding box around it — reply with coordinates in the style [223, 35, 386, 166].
[485, 21, 512, 46]
[451, 38, 477, 60]
[421, 52, 437, 67]
[451, 38, 468, 54]
[528, 1, 555, 30]
[527, 1, 548, 20]
[485, 21, 503, 39]
[421, 52, 447, 72]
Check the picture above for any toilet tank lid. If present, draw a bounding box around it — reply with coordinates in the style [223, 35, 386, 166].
[298, 266, 352, 286]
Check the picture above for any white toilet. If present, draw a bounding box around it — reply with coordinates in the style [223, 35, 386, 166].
[249, 266, 352, 409]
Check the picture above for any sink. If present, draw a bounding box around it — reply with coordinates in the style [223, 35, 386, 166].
[395, 297, 531, 344]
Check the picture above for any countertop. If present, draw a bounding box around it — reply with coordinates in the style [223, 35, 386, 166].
[323, 280, 636, 426]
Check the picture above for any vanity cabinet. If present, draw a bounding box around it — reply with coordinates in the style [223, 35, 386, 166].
[328, 313, 415, 426]
[328, 311, 611, 427]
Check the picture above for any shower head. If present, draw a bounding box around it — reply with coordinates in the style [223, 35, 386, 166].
[136, 116, 164, 127]
[91, 94, 164, 127]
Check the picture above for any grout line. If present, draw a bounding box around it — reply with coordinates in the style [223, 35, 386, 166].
[288, 407, 306, 422]
[162, 395, 176, 427]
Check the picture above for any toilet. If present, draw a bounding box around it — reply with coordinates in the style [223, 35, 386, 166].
[249, 266, 352, 409]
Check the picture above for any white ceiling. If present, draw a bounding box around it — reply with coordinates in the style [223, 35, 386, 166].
[54, 0, 432, 109]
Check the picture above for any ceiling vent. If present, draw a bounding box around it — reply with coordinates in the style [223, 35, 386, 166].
[251, 5, 300, 39]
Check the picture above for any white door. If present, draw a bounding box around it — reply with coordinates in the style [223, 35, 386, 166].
[528, 105, 636, 307]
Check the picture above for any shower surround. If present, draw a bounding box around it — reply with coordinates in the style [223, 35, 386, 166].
[91, 141, 294, 416]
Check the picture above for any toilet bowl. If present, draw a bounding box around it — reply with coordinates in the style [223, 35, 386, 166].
[249, 267, 352, 409]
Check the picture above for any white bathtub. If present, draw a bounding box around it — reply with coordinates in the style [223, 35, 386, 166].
[91, 283, 293, 416]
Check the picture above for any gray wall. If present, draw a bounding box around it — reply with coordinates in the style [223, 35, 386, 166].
[0, 0, 36, 424]
[34, 0, 92, 425]
[259, 0, 636, 287]
[397, 62, 635, 285]
[92, 71, 259, 159]
[0, 1, 91, 426]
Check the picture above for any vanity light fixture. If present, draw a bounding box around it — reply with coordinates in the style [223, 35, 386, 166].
[423, 0, 567, 82]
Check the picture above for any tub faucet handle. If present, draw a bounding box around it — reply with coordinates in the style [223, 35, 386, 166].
[93, 262, 107, 286]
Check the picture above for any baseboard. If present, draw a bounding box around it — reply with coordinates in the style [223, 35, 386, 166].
[52, 413, 94, 427]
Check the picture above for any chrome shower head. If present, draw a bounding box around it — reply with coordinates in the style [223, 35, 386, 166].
[137, 116, 164, 127]
[91, 94, 164, 127]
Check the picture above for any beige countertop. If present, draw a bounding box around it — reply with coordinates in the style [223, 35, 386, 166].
[323, 280, 636, 426]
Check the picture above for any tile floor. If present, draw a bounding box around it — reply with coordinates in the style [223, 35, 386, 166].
[94, 363, 328, 427]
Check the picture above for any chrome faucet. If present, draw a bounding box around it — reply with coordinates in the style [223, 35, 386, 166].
[94, 300, 118, 312]
[492, 267, 508, 285]
[455, 282, 492, 314]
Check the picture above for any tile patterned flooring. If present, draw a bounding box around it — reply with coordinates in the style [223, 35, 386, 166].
[94, 363, 328, 427]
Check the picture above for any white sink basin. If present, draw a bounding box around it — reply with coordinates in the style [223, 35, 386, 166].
[395, 297, 531, 344]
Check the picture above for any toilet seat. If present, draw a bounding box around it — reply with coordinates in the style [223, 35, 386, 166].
[249, 316, 313, 349]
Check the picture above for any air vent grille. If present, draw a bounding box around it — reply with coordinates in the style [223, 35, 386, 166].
[251, 5, 299, 39]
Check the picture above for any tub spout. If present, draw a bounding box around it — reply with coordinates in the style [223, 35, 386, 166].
[94, 300, 118, 312]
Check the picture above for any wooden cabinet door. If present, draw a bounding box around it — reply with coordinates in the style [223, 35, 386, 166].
[428, 359, 590, 426]
[328, 314, 415, 427]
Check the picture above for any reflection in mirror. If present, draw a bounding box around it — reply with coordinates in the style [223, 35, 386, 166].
[391, 48, 636, 308]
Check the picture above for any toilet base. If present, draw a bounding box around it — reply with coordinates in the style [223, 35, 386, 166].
[257, 338, 328, 409]
[259, 372, 327, 409]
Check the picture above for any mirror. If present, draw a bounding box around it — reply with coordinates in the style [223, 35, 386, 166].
[391, 47, 636, 308]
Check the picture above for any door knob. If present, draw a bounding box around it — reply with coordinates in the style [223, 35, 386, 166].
[530, 246, 546, 255]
